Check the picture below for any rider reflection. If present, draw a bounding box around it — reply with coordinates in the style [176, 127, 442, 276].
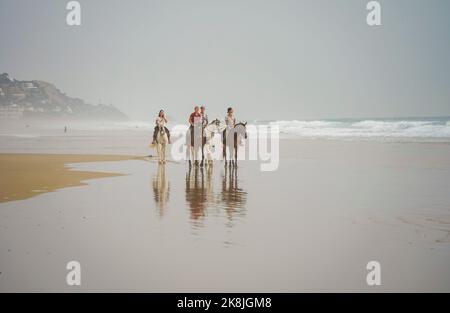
[184, 165, 247, 228]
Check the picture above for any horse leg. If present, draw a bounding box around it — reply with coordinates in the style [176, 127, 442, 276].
[187, 146, 191, 167]
[234, 143, 238, 167]
[230, 148, 234, 167]
[205, 141, 213, 166]
[200, 142, 204, 167]
[193, 146, 199, 166]
[225, 148, 230, 167]
[191, 146, 196, 166]
[162, 143, 166, 164]
[157, 143, 162, 164]
[223, 141, 226, 163]
[156, 142, 159, 163]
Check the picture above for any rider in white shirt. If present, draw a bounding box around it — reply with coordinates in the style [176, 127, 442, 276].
[223, 107, 236, 143]
[152, 110, 171, 144]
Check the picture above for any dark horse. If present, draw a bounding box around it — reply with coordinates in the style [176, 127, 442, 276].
[222, 122, 247, 167]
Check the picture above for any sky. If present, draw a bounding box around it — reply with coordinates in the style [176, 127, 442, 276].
[1, 0, 449, 121]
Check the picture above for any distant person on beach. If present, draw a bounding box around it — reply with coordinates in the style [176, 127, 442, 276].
[152, 110, 171, 144]
[64, 126, 67, 133]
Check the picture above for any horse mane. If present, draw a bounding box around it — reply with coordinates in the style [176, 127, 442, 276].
[209, 119, 220, 125]
[234, 122, 247, 127]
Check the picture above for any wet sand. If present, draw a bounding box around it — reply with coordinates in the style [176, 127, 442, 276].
[0, 134, 450, 292]
[0, 154, 137, 203]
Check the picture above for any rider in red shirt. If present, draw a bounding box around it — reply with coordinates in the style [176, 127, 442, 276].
[189, 106, 202, 126]
[188, 106, 202, 147]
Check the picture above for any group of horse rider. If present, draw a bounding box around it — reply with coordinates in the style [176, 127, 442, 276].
[151, 106, 237, 145]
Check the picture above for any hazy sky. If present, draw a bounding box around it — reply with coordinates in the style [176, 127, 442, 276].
[1, 0, 449, 121]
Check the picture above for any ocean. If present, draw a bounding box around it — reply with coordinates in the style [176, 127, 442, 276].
[1, 116, 450, 143]
[266, 116, 450, 141]
[108, 116, 450, 142]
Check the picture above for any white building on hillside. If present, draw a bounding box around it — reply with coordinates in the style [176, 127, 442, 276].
[21, 82, 37, 89]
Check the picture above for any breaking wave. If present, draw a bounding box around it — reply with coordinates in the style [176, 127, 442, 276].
[268, 118, 450, 140]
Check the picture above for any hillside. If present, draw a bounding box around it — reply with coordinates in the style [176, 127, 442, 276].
[0, 73, 128, 120]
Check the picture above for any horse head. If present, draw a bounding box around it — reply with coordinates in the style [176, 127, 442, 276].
[206, 118, 223, 134]
[235, 122, 248, 139]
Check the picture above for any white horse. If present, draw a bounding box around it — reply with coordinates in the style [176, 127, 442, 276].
[203, 119, 223, 166]
[155, 124, 168, 164]
[223, 122, 247, 167]
[186, 119, 223, 167]
[152, 164, 170, 217]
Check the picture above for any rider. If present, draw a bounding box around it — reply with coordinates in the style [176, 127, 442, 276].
[200, 106, 208, 127]
[189, 106, 202, 127]
[223, 107, 236, 143]
[152, 109, 171, 144]
[188, 106, 202, 146]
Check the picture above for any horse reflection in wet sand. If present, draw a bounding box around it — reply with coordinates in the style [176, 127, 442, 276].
[185, 165, 214, 225]
[152, 164, 170, 217]
[220, 166, 247, 224]
[185, 165, 247, 227]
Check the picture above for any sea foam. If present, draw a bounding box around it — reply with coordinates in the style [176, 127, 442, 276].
[268, 119, 450, 140]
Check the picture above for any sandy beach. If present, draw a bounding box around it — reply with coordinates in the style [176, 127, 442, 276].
[0, 154, 137, 203]
[2, 0, 450, 297]
[1, 127, 450, 292]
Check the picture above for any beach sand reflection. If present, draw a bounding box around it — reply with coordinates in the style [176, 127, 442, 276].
[185, 165, 247, 229]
